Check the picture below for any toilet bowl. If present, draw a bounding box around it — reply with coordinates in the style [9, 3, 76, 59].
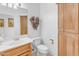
[37, 44, 48, 56]
[32, 37, 48, 56]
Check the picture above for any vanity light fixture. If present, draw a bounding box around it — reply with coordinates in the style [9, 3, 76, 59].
[0, 3, 7, 6]
[0, 3, 22, 10]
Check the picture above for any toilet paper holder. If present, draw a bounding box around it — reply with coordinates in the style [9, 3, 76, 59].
[49, 39, 54, 44]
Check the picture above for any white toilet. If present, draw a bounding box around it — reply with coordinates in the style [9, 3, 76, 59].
[37, 44, 48, 56]
[32, 37, 48, 56]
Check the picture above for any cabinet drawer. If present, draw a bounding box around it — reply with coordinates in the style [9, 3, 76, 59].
[20, 51, 32, 56]
[1, 43, 32, 56]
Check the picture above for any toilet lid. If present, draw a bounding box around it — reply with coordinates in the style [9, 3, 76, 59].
[37, 45, 48, 51]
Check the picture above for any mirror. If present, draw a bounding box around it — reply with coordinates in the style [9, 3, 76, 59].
[0, 4, 28, 41]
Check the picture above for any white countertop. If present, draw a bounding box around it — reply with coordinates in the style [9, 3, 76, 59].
[0, 37, 35, 52]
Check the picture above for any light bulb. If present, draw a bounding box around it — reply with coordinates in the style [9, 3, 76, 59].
[13, 5, 17, 9]
[8, 3, 13, 8]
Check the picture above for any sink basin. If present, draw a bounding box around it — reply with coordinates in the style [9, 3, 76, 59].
[0, 37, 4, 42]
[1, 40, 15, 45]
[19, 37, 31, 41]
[0, 37, 32, 46]
[0, 37, 34, 52]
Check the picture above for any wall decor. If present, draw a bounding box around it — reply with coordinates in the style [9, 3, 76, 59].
[8, 18, 14, 27]
[30, 16, 39, 30]
[0, 19, 4, 27]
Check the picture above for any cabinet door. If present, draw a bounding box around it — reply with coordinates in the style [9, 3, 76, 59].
[59, 32, 79, 56]
[58, 4, 64, 32]
[63, 4, 78, 33]
[0, 43, 32, 56]
[20, 51, 32, 56]
[65, 32, 79, 56]
[58, 32, 67, 56]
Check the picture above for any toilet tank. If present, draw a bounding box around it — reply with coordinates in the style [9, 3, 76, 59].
[33, 37, 42, 46]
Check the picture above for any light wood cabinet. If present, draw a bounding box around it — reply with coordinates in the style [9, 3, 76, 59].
[58, 4, 79, 33]
[58, 3, 79, 56]
[58, 32, 66, 56]
[0, 43, 32, 56]
[58, 4, 64, 32]
[63, 4, 78, 33]
[20, 51, 32, 56]
[64, 33, 79, 56]
[59, 32, 79, 56]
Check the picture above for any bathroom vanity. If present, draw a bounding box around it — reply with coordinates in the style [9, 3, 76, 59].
[0, 37, 34, 56]
[0, 43, 32, 56]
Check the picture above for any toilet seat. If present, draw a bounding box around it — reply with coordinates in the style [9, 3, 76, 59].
[37, 44, 48, 53]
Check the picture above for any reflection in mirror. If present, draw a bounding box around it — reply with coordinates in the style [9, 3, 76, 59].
[0, 4, 28, 42]
[0, 19, 4, 27]
[0, 3, 8, 6]
[0, 14, 14, 42]
[8, 18, 14, 27]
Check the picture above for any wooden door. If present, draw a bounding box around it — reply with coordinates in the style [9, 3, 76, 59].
[63, 4, 78, 33]
[65, 33, 79, 56]
[58, 3, 79, 56]
[58, 32, 67, 56]
[20, 16, 28, 35]
[58, 4, 64, 32]
[59, 32, 79, 56]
